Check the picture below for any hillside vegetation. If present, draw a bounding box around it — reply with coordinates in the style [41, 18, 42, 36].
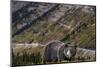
[12, 1, 96, 50]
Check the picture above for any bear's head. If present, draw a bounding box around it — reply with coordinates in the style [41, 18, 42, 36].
[63, 43, 77, 60]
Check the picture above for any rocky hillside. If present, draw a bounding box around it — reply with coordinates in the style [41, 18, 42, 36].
[11, 1, 96, 50]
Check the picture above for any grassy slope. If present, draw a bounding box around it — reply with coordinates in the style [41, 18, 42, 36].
[12, 6, 96, 49]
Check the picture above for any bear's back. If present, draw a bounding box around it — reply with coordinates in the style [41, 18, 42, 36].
[44, 40, 65, 62]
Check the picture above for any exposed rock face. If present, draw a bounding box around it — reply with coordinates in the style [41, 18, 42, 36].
[75, 47, 96, 61]
[43, 40, 77, 63]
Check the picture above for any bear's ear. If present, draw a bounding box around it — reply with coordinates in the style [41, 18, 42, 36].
[65, 44, 68, 47]
[74, 45, 77, 48]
